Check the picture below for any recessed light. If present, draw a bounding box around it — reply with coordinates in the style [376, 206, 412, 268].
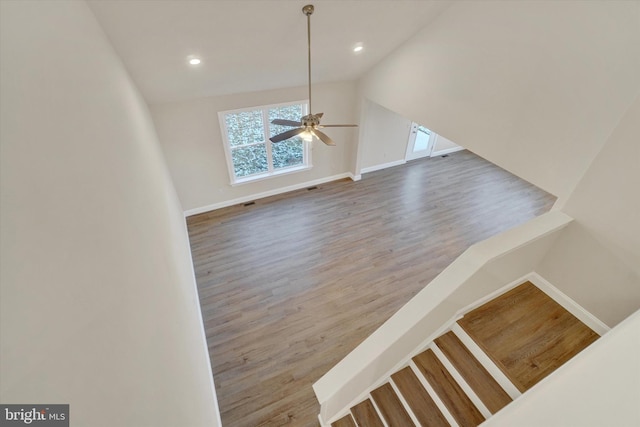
[189, 57, 201, 65]
[353, 43, 364, 53]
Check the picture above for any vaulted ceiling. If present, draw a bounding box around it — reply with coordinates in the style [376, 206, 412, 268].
[88, 0, 451, 104]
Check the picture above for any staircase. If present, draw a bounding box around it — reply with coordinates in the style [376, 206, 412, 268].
[329, 281, 600, 427]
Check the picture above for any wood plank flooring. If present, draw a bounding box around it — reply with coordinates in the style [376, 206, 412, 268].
[351, 400, 385, 427]
[413, 349, 486, 427]
[370, 382, 414, 426]
[187, 150, 556, 426]
[331, 414, 356, 427]
[434, 331, 512, 413]
[391, 367, 449, 427]
[458, 281, 600, 392]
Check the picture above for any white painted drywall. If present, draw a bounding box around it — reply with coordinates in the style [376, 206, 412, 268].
[0, 1, 220, 426]
[150, 81, 358, 213]
[431, 134, 461, 156]
[559, 95, 640, 276]
[358, 0, 640, 201]
[537, 222, 640, 327]
[537, 95, 640, 326]
[359, 100, 411, 170]
[483, 308, 640, 427]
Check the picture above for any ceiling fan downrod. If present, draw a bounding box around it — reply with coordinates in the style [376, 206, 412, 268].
[268, 3, 358, 146]
[303, 4, 314, 113]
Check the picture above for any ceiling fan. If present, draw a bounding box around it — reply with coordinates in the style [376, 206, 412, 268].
[269, 4, 357, 146]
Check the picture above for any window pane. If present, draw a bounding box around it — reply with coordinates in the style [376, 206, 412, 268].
[268, 104, 304, 138]
[225, 110, 264, 147]
[414, 127, 431, 152]
[231, 144, 268, 177]
[272, 138, 304, 169]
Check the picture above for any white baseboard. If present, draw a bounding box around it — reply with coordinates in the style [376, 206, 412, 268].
[529, 272, 611, 335]
[431, 146, 465, 157]
[184, 173, 354, 217]
[361, 159, 406, 174]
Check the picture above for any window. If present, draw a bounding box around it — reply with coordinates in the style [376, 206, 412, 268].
[219, 101, 311, 184]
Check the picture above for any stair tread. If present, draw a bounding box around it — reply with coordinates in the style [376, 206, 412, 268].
[413, 349, 485, 427]
[391, 366, 450, 427]
[458, 281, 600, 392]
[332, 414, 357, 427]
[351, 399, 385, 427]
[435, 330, 512, 413]
[370, 382, 415, 426]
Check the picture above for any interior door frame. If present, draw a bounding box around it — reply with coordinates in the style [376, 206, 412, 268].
[405, 122, 435, 161]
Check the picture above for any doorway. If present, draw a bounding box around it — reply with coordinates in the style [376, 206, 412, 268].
[405, 122, 434, 161]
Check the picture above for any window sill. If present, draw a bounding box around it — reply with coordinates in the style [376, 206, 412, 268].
[230, 164, 313, 186]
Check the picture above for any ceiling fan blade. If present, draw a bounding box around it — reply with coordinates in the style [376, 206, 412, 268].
[271, 119, 301, 127]
[270, 127, 305, 143]
[311, 129, 336, 146]
[319, 124, 358, 128]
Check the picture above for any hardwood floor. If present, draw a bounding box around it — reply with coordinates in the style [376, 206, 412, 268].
[458, 281, 600, 392]
[187, 150, 555, 426]
[350, 400, 385, 427]
[330, 414, 356, 427]
[412, 349, 486, 427]
[434, 331, 512, 414]
[391, 367, 449, 427]
[370, 382, 414, 426]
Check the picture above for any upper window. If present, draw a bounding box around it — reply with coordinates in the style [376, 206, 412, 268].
[219, 101, 311, 184]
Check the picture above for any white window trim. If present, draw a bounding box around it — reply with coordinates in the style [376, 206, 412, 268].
[218, 100, 312, 185]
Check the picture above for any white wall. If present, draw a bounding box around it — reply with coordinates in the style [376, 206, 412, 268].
[151, 81, 358, 213]
[537, 223, 640, 327]
[431, 134, 461, 156]
[358, 0, 640, 200]
[358, 100, 462, 173]
[537, 95, 640, 326]
[0, 1, 220, 426]
[558, 95, 640, 277]
[360, 100, 411, 171]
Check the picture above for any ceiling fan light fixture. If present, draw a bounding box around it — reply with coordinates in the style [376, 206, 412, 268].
[301, 130, 314, 142]
[268, 4, 358, 146]
[188, 57, 201, 65]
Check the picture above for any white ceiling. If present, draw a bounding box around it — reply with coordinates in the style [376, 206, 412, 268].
[88, 0, 451, 105]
